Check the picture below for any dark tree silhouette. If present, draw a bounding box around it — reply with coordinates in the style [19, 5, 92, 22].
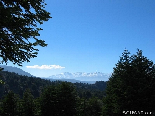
[103, 49, 155, 115]
[0, 0, 51, 66]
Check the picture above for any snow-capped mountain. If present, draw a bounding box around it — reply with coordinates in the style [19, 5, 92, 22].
[48, 72, 111, 81]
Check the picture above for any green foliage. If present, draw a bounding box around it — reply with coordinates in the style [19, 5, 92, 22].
[74, 82, 106, 99]
[0, 71, 107, 99]
[0, 91, 20, 115]
[40, 82, 77, 116]
[57, 82, 77, 116]
[0, 0, 51, 66]
[22, 89, 35, 116]
[76, 97, 103, 116]
[0, 71, 53, 98]
[95, 81, 107, 91]
[103, 49, 155, 115]
[86, 97, 103, 116]
[0, 71, 106, 115]
[0, 67, 5, 84]
[40, 85, 57, 116]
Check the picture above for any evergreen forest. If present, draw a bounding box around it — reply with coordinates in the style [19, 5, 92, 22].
[1, 50, 155, 116]
[0, 70, 106, 116]
[1, 0, 155, 115]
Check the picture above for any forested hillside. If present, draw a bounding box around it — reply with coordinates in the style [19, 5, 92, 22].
[0, 71, 106, 98]
[1, 50, 155, 116]
[0, 71, 106, 116]
[0, 71, 53, 98]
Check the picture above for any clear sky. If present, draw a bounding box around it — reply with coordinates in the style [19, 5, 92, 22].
[2, 0, 155, 78]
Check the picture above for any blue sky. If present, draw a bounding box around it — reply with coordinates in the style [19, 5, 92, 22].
[2, 0, 155, 78]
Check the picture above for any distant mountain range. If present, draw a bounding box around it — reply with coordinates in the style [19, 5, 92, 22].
[47, 72, 111, 82]
[0, 65, 35, 77]
[0, 65, 111, 84]
[45, 78, 96, 84]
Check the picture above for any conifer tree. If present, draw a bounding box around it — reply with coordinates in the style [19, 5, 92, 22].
[103, 49, 155, 115]
[1, 91, 19, 115]
[86, 97, 103, 116]
[40, 82, 77, 116]
[22, 89, 35, 116]
[56, 82, 77, 116]
[40, 85, 57, 116]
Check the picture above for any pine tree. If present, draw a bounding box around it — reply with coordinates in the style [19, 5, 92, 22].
[86, 97, 103, 116]
[22, 89, 35, 116]
[40, 85, 57, 116]
[1, 91, 19, 115]
[40, 82, 77, 116]
[56, 82, 77, 116]
[103, 49, 155, 115]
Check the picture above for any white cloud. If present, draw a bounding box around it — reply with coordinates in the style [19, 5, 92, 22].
[26, 65, 65, 69]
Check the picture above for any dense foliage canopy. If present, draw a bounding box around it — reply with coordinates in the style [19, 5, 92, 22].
[103, 49, 155, 115]
[0, 0, 51, 66]
[0, 71, 106, 116]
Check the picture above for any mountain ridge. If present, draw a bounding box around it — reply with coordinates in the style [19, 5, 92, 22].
[48, 72, 110, 81]
[0, 65, 35, 77]
[0, 65, 110, 83]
